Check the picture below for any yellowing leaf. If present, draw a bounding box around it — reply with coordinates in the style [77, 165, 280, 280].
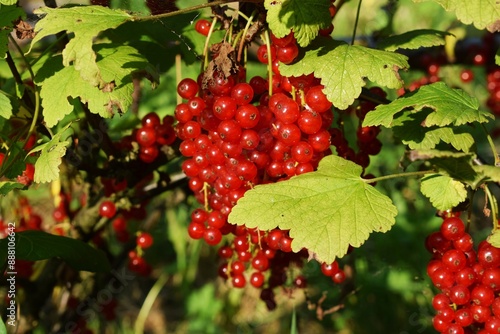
[264, 0, 332, 47]
[414, 0, 500, 32]
[377, 29, 452, 51]
[364, 82, 493, 128]
[420, 174, 467, 211]
[228, 155, 397, 264]
[30, 6, 132, 86]
[280, 39, 408, 109]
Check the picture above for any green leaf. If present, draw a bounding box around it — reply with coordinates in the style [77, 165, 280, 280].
[280, 38, 408, 110]
[30, 5, 132, 86]
[35, 44, 154, 127]
[430, 155, 477, 182]
[0, 92, 12, 119]
[405, 127, 474, 152]
[0, 230, 110, 272]
[30, 123, 72, 183]
[228, 155, 397, 264]
[0, 317, 6, 334]
[0, 0, 17, 4]
[2, 145, 26, 179]
[377, 29, 452, 51]
[496, 49, 500, 66]
[0, 181, 24, 195]
[0, 5, 25, 58]
[364, 82, 493, 128]
[410, 150, 477, 182]
[264, 0, 331, 47]
[420, 174, 468, 210]
[473, 165, 500, 183]
[488, 230, 500, 248]
[414, 0, 500, 32]
[391, 111, 475, 152]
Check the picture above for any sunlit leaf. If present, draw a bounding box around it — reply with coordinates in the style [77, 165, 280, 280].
[228, 155, 397, 264]
[280, 38, 408, 109]
[377, 29, 452, 51]
[363, 82, 493, 128]
[264, 0, 331, 47]
[30, 6, 132, 86]
[420, 174, 468, 210]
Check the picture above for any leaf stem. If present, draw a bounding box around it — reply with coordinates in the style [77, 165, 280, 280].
[8, 35, 41, 138]
[134, 272, 169, 334]
[5, 51, 23, 85]
[362, 170, 434, 184]
[202, 16, 219, 71]
[484, 185, 499, 231]
[237, 9, 257, 62]
[350, 0, 363, 45]
[481, 123, 500, 166]
[263, 30, 273, 96]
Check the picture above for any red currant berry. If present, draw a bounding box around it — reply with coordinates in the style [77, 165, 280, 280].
[136, 232, 154, 249]
[195, 19, 211, 36]
[99, 201, 117, 218]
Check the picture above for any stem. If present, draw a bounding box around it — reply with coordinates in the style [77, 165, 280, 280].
[175, 54, 182, 106]
[362, 170, 434, 184]
[5, 51, 23, 85]
[202, 16, 219, 71]
[237, 10, 257, 62]
[134, 273, 169, 334]
[262, 30, 273, 96]
[482, 123, 500, 166]
[351, 0, 363, 45]
[131, 0, 264, 22]
[8, 35, 41, 139]
[484, 185, 499, 230]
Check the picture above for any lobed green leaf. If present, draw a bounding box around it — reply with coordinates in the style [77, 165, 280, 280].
[280, 38, 408, 110]
[30, 6, 132, 87]
[377, 29, 452, 51]
[391, 111, 475, 152]
[31, 131, 70, 184]
[228, 155, 397, 264]
[420, 174, 468, 210]
[414, 0, 500, 32]
[364, 82, 493, 128]
[264, 0, 331, 47]
[35, 45, 155, 127]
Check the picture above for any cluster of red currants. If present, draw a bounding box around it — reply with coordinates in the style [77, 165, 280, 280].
[175, 21, 349, 307]
[127, 231, 154, 276]
[133, 112, 176, 164]
[426, 215, 500, 333]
